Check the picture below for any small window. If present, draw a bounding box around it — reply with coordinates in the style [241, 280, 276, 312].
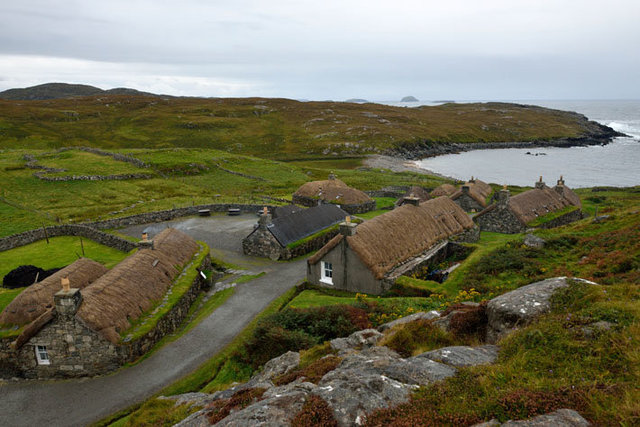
[36, 345, 50, 365]
[320, 261, 333, 285]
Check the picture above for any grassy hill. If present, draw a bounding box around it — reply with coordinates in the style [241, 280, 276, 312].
[0, 95, 617, 160]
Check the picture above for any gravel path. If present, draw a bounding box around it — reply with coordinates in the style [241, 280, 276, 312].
[0, 215, 306, 426]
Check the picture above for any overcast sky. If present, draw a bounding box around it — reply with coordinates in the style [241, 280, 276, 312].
[1, 0, 639, 100]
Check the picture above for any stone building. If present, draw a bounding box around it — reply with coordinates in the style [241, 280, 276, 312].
[242, 204, 348, 260]
[307, 196, 479, 295]
[473, 176, 583, 234]
[0, 228, 211, 379]
[292, 174, 376, 214]
[449, 178, 493, 212]
[395, 186, 430, 207]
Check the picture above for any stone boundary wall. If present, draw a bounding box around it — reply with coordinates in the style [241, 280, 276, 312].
[33, 171, 154, 182]
[538, 209, 584, 229]
[0, 204, 274, 253]
[284, 228, 341, 260]
[119, 254, 213, 361]
[0, 225, 137, 253]
[214, 163, 266, 181]
[58, 146, 151, 169]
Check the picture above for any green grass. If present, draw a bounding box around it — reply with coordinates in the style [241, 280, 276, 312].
[0, 288, 25, 320]
[36, 150, 152, 177]
[233, 272, 265, 284]
[0, 236, 131, 282]
[120, 242, 210, 342]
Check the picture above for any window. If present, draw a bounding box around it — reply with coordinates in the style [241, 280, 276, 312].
[35, 345, 50, 365]
[320, 261, 333, 285]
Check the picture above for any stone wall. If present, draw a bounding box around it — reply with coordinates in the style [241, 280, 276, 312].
[474, 206, 526, 234]
[120, 255, 213, 360]
[0, 254, 214, 379]
[242, 227, 282, 260]
[0, 224, 137, 252]
[453, 194, 485, 213]
[538, 208, 584, 229]
[285, 228, 341, 260]
[450, 226, 481, 243]
[33, 171, 153, 181]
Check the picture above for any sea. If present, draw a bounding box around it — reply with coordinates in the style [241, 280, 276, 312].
[382, 100, 640, 188]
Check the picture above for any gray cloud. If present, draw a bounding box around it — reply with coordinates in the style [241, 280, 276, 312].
[1, 0, 639, 99]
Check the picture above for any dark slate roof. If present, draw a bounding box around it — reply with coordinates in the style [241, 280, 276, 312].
[268, 204, 349, 247]
[272, 204, 304, 219]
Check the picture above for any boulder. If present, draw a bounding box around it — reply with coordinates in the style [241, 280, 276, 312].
[330, 329, 383, 354]
[216, 390, 309, 427]
[486, 277, 597, 343]
[523, 234, 545, 249]
[474, 409, 590, 426]
[378, 311, 440, 332]
[158, 392, 218, 409]
[418, 345, 499, 367]
[252, 351, 300, 382]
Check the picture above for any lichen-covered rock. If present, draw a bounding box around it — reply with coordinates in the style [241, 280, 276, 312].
[378, 311, 440, 332]
[486, 277, 597, 343]
[523, 234, 546, 249]
[252, 351, 300, 382]
[158, 392, 217, 409]
[216, 390, 309, 426]
[418, 345, 499, 367]
[380, 356, 457, 385]
[330, 329, 383, 354]
[472, 409, 590, 426]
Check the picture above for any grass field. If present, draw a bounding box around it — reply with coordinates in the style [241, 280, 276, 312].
[0, 97, 600, 160]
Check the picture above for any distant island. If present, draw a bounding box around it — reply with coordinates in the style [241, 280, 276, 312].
[344, 98, 369, 103]
[400, 96, 419, 102]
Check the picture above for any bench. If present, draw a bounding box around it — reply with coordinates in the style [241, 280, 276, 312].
[227, 208, 241, 216]
[198, 209, 211, 217]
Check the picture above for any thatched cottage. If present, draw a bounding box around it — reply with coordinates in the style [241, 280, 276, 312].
[243, 204, 348, 260]
[430, 183, 457, 198]
[474, 177, 583, 234]
[449, 178, 493, 212]
[307, 196, 479, 295]
[395, 186, 430, 207]
[292, 174, 376, 214]
[0, 228, 211, 379]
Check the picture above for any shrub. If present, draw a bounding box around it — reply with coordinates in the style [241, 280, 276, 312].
[274, 355, 342, 386]
[291, 395, 338, 427]
[445, 301, 488, 340]
[379, 319, 454, 357]
[489, 387, 589, 421]
[206, 388, 266, 424]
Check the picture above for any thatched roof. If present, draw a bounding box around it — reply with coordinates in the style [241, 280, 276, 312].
[0, 258, 107, 326]
[508, 187, 580, 224]
[310, 197, 474, 279]
[554, 185, 581, 207]
[76, 228, 199, 343]
[293, 177, 372, 205]
[451, 179, 493, 207]
[395, 186, 430, 206]
[430, 183, 457, 197]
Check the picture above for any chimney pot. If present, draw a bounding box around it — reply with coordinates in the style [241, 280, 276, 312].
[61, 276, 70, 292]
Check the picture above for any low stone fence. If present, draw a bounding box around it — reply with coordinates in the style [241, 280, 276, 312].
[0, 224, 136, 253]
[538, 209, 585, 229]
[33, 172, 154, 182]
[119, 254, 213, 361]
[58, 146, 151, 169]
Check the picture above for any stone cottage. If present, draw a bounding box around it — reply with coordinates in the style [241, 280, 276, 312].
[307, 196, 479, 295]
[0, 228, 211, 379]
[395, 186, 430, 207]
[473, 176, 583, 234]
[243, 204, 349, 260]
[292, 174, 376, 214]
[449, 178, 493, 212]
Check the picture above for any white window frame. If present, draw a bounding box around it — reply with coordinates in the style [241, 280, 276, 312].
[35, 345, 50, 365]
[320, 261, 333, 285]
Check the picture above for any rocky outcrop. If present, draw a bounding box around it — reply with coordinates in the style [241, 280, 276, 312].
[486, 277, 597, 343]
[523, 234, 546, 249]
[418, 345, 499, 367]
[377, 310, 440, 332]
[474, 409, 590, 426]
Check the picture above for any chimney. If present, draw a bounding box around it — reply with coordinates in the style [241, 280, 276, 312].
[340, 217, 357, 236]
[461, 185, 470, 195]
[555, 175, 566, 195]
[497, 184, 510, 207]
[328, 173, 336, 181]
[258, 206, 272, 229]
[469, 176, 476, 183]
[535, 175, 546, 190]
[401, 196, 420, 206]
[138, 230, 154, 249]
[54, 277, 82, 317]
